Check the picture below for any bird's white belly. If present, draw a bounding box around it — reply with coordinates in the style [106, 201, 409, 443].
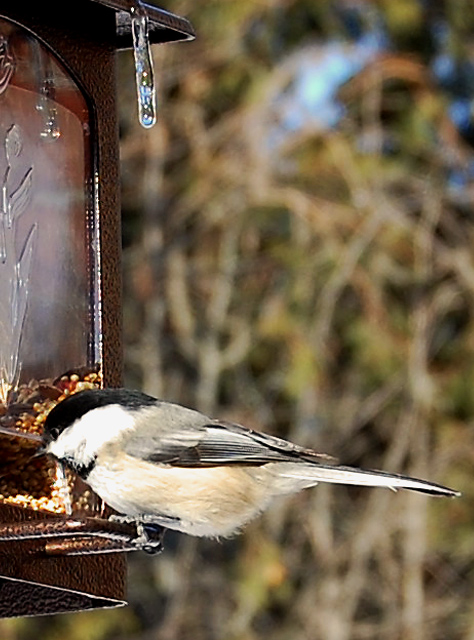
[87, 453, 271, 537]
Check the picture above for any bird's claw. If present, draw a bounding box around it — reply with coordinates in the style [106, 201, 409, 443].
[109, 514, 178, 553]
[134, 522, 165, 555]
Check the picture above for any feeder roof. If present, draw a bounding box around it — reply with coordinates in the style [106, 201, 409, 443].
[91, 0, 195, 48]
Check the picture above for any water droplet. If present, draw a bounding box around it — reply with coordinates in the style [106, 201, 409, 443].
[36, 77, 61, 141]
[131, 5, 157, 129]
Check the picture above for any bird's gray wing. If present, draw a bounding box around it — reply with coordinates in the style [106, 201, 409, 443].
[122, 402, 460, 498]
[124, 402, 334, 467]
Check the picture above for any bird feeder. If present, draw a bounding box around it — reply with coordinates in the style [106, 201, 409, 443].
[0, 1, 194, 617]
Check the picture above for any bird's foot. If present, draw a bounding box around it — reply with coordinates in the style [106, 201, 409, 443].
[134, 522, 165, 555]
[109, 514, 180, 554]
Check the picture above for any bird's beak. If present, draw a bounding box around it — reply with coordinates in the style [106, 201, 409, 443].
[31, 443, 48, 459]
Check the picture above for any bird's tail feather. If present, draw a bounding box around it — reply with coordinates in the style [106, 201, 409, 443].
[272, 462, 460, 497]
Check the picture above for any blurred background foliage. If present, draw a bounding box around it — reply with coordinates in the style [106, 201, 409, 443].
[4, 0, 474, 638]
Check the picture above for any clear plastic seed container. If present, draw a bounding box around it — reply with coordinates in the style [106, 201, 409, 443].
[0, 17, 102, 519]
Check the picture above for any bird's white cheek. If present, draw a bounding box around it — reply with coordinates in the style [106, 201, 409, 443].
[46, 439, 66, 459]
[47, 436, 87, 465]
[50, 405, 136, 462]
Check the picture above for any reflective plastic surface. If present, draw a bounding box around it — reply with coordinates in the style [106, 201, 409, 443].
[0, 17, 102, 517]
[0, 17, 100, 403]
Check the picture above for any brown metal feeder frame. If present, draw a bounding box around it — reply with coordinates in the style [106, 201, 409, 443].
[0, 0, 194, 617]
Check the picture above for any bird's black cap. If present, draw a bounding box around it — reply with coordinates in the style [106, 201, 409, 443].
[43, 388, 158, 443]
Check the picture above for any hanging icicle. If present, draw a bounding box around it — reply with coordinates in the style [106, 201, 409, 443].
[131, 2, 157, 129]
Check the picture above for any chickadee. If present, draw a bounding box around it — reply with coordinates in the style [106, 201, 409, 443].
[42, 388, 459, 543]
